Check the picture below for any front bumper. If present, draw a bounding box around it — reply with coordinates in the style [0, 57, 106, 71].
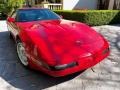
[31, 48, 110, 77]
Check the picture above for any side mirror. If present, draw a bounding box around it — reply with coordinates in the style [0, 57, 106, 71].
[59, 15, 63, 19]
[7, 17, 15, 22]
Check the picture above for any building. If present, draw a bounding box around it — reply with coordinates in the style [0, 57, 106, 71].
[28, 0, 98, 10]
[27, 0, 120, 10]
[1, 0, 120, 10]
[98, 0, 120, 10]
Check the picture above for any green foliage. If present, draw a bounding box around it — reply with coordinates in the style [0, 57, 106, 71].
[0, 0, 25, 15]
[54, 10, 120, 26]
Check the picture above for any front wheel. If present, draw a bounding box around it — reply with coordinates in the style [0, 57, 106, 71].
[16, 41, 29, 66]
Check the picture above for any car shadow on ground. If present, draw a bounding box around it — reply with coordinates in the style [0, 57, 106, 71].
[0, 31, 84, 90]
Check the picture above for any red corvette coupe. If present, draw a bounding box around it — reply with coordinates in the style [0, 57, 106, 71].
[7, 8, 110, 77]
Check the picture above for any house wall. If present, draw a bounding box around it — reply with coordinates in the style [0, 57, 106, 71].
[63, 0, 98, 10]
[108, 0, 114, 9]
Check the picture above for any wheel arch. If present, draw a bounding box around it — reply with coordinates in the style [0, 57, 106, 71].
[15, 35, 22, 43]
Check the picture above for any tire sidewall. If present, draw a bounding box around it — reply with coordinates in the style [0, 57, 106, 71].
[16, 40, 29, 67]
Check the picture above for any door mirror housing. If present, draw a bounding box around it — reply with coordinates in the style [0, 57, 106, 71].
[7, 17, 15, 22]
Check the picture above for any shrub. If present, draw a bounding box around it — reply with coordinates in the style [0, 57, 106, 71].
[0, 0, 25, 18]
[54, 10, 120, 26]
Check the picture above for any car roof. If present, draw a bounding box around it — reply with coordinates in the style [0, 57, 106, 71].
[18, 7, 48, 10]
[11, 7, 49, 15]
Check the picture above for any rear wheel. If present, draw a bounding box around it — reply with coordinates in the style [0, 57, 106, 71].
[16, 41, 29, 66]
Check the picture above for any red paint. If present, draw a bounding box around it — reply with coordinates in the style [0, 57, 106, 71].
[7, 9, 110, 77]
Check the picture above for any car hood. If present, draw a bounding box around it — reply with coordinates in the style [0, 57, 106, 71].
[18, 20, 108, 65]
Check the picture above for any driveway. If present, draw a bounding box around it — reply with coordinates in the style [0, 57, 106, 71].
[0, 21, 120, 90]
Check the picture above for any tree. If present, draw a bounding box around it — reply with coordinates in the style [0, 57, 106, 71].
[0, 0, 25, 15]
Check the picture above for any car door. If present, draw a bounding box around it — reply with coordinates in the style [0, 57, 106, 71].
[7, 11, 19, 39]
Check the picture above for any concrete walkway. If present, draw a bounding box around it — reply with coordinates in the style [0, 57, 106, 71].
[0, 21, 120, 90]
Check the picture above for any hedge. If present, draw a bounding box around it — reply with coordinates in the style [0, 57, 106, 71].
[54, 10, 120, 26]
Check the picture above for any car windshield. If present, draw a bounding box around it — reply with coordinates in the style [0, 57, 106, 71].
[16, 9, 60, 22]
